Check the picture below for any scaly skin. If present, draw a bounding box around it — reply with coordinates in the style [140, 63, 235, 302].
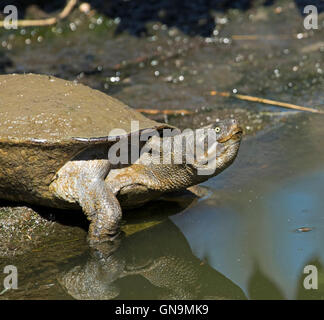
[107, 119, 242, 207]
[51, 119, 242, 243]
[50, 160, 122, 243]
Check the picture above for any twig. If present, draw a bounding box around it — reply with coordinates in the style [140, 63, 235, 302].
[210, 91, 323, 114]
[0, 0, 77, 28]
[232, 34, 293, 41]
[58, 0, 78, 19]
[137, 109, 194, 115]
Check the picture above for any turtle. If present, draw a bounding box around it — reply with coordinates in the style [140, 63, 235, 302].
[0, 73, 243, 244]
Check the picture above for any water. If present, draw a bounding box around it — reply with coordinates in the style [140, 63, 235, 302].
[0, 0, 323, 299]
[172, 115, 324, 299]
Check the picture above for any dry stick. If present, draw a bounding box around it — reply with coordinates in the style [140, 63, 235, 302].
[0, 0, 77, 28]
[210, 91, 323, 114]
[232, 34, 293, 40]
[137, 109, 194, 115]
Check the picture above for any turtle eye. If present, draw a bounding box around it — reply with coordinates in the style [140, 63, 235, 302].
[215, 127, 221, 133]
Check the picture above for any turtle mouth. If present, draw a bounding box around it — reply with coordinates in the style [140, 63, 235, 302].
[218, 127, 243, 144]
[201, 127, 242, 159]
[230, 128, 243, 142]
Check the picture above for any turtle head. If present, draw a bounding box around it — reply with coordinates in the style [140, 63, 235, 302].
[189, 119, 243, 181]
[106, 119, 242, 207]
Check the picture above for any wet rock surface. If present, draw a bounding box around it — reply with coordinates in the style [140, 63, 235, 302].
[0, 203, 87, 257]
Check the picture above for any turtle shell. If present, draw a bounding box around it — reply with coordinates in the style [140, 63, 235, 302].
[0, 73, 171, 206]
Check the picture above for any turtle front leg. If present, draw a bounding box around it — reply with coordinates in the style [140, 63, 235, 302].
[50, 159, 122, 244]
[79, 174, 122, 244]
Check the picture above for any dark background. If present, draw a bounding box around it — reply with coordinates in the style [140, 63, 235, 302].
[0, 0, 323, 36]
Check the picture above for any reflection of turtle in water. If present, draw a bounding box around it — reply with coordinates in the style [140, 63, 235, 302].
[0, 74, 242, 244]
[58, 221, 246, 300]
